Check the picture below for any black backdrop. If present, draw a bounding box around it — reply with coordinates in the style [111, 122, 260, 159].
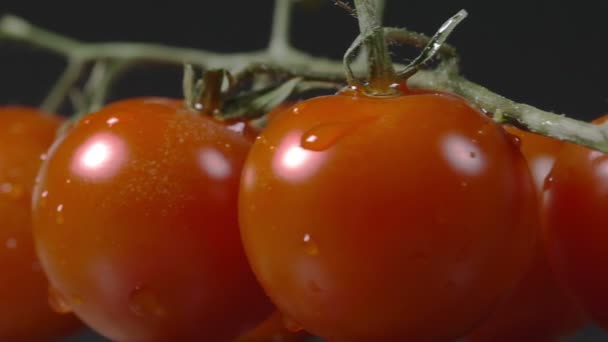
[1, 1, 607, 341]
[1, 1, 607, 120]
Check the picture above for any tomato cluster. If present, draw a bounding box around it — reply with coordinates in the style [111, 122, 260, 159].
[0, 86, 605, 341]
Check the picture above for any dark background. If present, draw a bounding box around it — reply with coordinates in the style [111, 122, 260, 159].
[1, 1, 607, 120]
[1, 1, 607, 341]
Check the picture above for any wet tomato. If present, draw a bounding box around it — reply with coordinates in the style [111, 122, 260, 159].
[467, 127, 585, 342]
[543, 115, 608, 331]
[0, 106, 82, 341]
[32, 98, 273, 341]
[239, 91, 538, 341]
[236, 310, 310, 342]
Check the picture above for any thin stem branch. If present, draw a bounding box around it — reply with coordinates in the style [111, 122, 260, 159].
[409, 63, 608, 151]
[353, 0, 396, 90]
[41, 59, 85, 113]
[3, 14, 608, 152]
[269, 0, 293, 57]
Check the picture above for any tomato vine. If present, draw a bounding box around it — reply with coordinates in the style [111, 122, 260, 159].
[0, 1, 607, 149]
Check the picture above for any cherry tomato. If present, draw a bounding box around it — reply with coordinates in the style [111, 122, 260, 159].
[236, 311, 310, 342]
[466, 127, 585, 341]
[0, 106, 82, 341]
[32, 98, 273, 342]
[543, 115, 608, 331]
[239, 91, 538, 341]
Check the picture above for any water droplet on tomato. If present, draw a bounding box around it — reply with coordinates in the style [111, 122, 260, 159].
[226, 122, 246, 134]
[507, 133, 522, 148]
[40, 153, 48, 161]
[38, 190, 49, 208]
[129, 285, 167, 318]
[309, 281, 322, 293]
[302, 233, 319, 256]
[543, 175, 555, 191]
[106, 117, 119, 127]
[56, 204, 65, 225]
[281, 314, 304, 333]
[0, 183, 24, 200]
[301, 117, 376, 151]
[5, 237, 17, 249]
[48, 286, 72, 314]
[72, 296, 84, 306]
[460, 181, 468, 188]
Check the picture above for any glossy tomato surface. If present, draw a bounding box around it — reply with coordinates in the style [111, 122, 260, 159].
[239, 92, 538, 342]
[32, 98, 272, 342]
[467, 127, 585, 342]
[543, 115, 608, 331]
[236, 310, 310, 342]
[0, 107, 82, 341]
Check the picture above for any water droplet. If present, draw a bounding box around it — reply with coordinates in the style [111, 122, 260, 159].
[38, 190, 49, 208]
[56, 204, 65, 225]
[106, 117, 119, 127]
[309, 281, 322, 293]
[507, 133, 522, 148]
[0, 183, 24, 200]
[40, 153, 48, 161]
[301, 117, 376, 151]
[129, 285, 167, 318]
[226, 122, 246, 134]
[409, 251, 430, 265]
[5, 237, 17, 249]
[48, 287, 72, 314]
[543, 175, 555, 191]
[65, 179, 72, 184]
[460, 181, 468, 188]
[302, 234, 319, 256]
[292, 107, 300, 114]
[72, 296, 84, 306]
[31, 261, 42, 273]
[281, 314, 303, 333]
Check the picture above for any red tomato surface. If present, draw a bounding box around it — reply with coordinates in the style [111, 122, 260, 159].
[32, 98, 273, 342]
[239, 91, 538, 341]
[467, 127, 585, 341]
[543, 115, 608, 331]
[236, 310, 310, 342]
[0, 106, 82, 341]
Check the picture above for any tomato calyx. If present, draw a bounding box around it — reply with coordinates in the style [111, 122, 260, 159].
[181, 65, 303, 125]
[343, 8, 467, 98]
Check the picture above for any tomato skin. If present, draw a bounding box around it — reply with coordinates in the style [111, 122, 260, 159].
[0, 107, 82, 341]
[239, 93, 538, 341]
[467, 127, 585, 341]
[32, 98, 273, 342]
[236, 311, 310, 342]
[543, 115, 608, 331]
[466, 127, 585, 342]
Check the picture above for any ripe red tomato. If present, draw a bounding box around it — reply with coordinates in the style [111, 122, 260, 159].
[32, 98, 273, 341]
[466, 127, 585, 342]
[0, 106, 82, 340]
[236, 310, 310, 342]
[543, 115, 608, 331]
[239, 91, 538, 341]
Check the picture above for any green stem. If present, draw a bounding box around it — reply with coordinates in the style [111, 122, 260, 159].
[269, 0, 293, 57]
[41, 59, 85, 113]
[3, 14, 608, 153]
[353, 0, 396, 91]
[409, 63, 608, 151]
